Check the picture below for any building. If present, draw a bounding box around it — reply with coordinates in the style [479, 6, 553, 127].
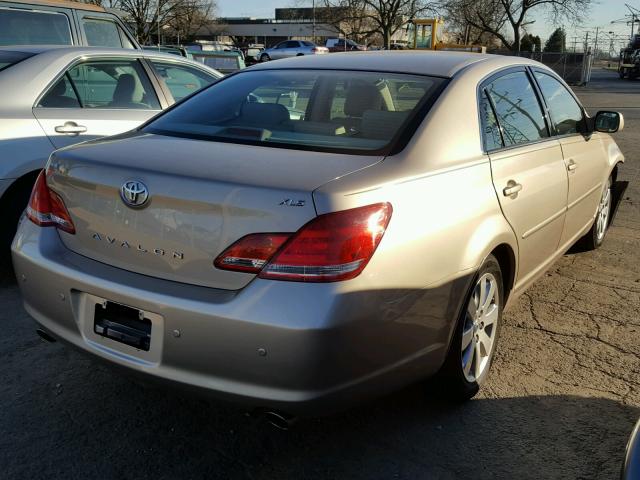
[195, 16, 338, 48]
[191, 6, 409, 48]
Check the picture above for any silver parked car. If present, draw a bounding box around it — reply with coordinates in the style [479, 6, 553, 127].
[12, 52, 624, 420]
[0, 46, 221, 256]
[260, 40, 328, 62]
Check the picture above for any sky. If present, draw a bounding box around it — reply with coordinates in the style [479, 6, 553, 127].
[216, 0, 639, 50]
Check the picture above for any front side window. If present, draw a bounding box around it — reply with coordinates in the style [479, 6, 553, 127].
[485, 71, 548, 147]
[150, 60, 219, 102]
[144, 69, 445, 154]
[40, 59, 160, 110]
[83, 19, 122, 48]
[0, 9, 72, 46]
[534, 72, 584, 135]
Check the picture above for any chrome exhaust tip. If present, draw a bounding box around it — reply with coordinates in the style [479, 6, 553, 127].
[36, 328, 56, 343]
[262, 410, 297, 430]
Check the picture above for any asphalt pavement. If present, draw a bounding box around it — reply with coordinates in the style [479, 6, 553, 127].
[0, 68, 638, 479]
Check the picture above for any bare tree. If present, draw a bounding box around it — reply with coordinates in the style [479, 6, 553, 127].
[441, 0, 591, 52]
[323, 0, 436, 48]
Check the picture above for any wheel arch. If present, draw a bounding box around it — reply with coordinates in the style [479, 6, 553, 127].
[0, 169, 41, 206]
[490, 243, 516, 305]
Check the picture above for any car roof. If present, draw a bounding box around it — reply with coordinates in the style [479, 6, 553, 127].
[0, 45, 223, 76]
[0, 45, 193, 61]
[249, 50, 541, 78]
[1, 0, 106, 12]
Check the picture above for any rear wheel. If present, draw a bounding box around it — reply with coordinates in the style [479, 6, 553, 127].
[260, 53, 270, 62]
[438, 254, 503, 400]
[581, 176, 612, 250]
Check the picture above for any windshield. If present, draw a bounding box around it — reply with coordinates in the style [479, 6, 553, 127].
[145, 69, 445, 154]
[0, 50, 35, 72]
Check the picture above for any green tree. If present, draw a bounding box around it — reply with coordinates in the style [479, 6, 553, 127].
[544, 27, 566, 52]
[521, 33, 541, 51]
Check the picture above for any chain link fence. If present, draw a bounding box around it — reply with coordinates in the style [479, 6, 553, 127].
[489, 50, 594, 85]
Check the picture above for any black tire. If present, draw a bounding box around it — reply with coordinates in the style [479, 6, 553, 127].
[580, 176, 612, 250]
[296, 53, 304, 56]
[260, 54, 270, 62]
[619, 69, 626, 79]
[437, 254, 503, 401]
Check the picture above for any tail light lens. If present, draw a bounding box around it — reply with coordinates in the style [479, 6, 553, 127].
[214, 203, 392, 282]
[214, 233, 291, 273]
[26, 171, 75, 234]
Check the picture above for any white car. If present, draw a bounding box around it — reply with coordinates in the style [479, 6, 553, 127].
[0, 46, 221, 259]
[260, 40, 328, 62]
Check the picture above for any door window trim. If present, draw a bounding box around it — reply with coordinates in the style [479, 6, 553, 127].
[477, 65, 554, 154]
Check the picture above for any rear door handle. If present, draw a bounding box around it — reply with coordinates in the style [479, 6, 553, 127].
[54, 121, 87, 135]
[567, 160, 577, 171]
[503, 182, 523, 196]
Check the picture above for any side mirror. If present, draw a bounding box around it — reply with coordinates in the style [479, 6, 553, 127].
[594, 111, 624, 133]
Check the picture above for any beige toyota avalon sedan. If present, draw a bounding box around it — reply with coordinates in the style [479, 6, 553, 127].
[12, 51, 624, 422]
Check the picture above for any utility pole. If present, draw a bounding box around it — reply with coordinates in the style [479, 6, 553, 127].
[157, 0, 161, 46]
[312, 0, 316, 43]
[584, 31, 589, 53]
[593, 26, 599, 58]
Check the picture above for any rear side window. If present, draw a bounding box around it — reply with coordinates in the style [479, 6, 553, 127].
[39, 59, 160, 110]
[83, 18, 123, 48]
[534, 72, 584, 136]
[38, 74, 81, 108]
[0, 50, 35, 72]
[0, 9, 72, 45]
[144, 69, 445, 154]
[479, 92, 503, 151]
[485, 71, 548, 147]
[150, 60, 219, 102]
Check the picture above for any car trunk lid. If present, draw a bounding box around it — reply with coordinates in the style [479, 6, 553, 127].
[47, 132, 382, 290]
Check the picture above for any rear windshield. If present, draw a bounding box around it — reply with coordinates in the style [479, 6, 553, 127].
[0, 9, 72, 46]
[195, 55, 239, 71]
[145, 69, 445, 154]
[0, 50, 34, 72]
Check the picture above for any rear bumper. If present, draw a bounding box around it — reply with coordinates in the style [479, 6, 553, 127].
[12, 220, 468, 415]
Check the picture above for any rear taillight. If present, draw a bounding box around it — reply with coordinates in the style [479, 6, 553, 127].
[214, 203, 392, 282]
[26, 171, 75, 234]
[214, 233, 291, 273]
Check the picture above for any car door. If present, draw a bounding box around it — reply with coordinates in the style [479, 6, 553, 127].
[146, 58, 220, 104]
[270, 42, 287, 60]
[532, 69, 609, 248]
[481, 68, 569, 285]
[33, 57, 164, 149]
[281, 41, 300, 58]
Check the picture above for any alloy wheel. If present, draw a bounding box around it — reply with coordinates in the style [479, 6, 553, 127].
[596, 181, 612, 242]
[461, 272, 500, 383]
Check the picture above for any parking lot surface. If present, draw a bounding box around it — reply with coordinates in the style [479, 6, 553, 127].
[1, 69, 638, 479]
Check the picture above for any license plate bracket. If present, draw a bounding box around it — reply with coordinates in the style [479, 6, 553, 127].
[94, 301, 151, 351]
